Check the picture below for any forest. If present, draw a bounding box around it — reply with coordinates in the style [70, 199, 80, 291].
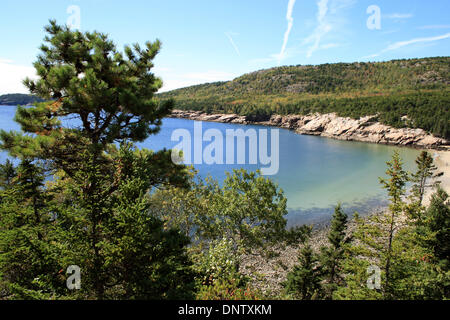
[0, 94, 45, 106]
[158, 57, 450, 139]
[0, 21, 448, 300]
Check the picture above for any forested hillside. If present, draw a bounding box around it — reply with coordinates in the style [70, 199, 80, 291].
[0, 93, 45, 106]
[158, 57, 450, 139]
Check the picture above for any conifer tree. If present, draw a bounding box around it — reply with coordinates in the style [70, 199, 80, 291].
[425, 187, 450, 271]
[0, 21, 192, 300]
[319, 204, 350, 299]
[0, 159, 16, 189]
[284, 242, 322, 300]
[410, 151, 442, 208]
[378, 151, 409, 297]
[0, 160, 64, 299]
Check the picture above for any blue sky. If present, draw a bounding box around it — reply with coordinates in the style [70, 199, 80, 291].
[0, 0, 449, 94]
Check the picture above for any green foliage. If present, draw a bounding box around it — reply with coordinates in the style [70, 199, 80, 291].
[410, 151, 443, 208]
[284, 242, 322, 300]
[193, 238, 241, 286]
[424, 187, 450, 272]
[0, 21, 194, 300]
[0, 159, 16, 189]
[0, 94, 45, 106]
[159, 57, 450, 139]
[319, 204, 350, 299]
[334, 152, 449, 300]
[0, 160, 65, 299]
[1, 19, 173, 163]
[196, 277, 264, 300]
[152, 169, 309, 255]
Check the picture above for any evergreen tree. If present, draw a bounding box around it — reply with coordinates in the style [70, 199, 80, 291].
[0, 21, 193, 300]
[425, 187, 450, 271]
[319, 204, 350, 299]
[284, 242, 322, 300]
[410, 151, 442, 208]
[378, 151, 409, 298]
[0, 160, 64, 299]
[0, 159, 16, 189]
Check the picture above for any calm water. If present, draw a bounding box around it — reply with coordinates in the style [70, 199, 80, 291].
[0, 106, 420, 226]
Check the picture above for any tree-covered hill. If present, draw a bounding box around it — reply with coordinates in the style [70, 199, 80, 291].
[0, 93, 45, 106]
[158, 57, 450, 139]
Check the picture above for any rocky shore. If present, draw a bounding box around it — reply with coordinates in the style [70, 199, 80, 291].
[170, 109, 448, 149]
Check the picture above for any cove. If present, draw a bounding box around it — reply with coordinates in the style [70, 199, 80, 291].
[0, 106, 420, 226]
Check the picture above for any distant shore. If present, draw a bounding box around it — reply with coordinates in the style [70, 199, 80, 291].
[169, 109, 449, 150]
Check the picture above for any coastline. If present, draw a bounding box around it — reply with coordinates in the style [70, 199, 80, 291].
[423, 147, 450, 205]
[169, 109, 448, 150]
[241, 149, 450, 295]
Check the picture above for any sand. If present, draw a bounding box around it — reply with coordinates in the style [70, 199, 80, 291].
[423, 147, 450, 206]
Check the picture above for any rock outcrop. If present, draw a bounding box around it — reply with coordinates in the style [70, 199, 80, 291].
[169, 110, 448, 149]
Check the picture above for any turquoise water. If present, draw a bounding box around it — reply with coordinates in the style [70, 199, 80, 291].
[0, 106, 420, 226]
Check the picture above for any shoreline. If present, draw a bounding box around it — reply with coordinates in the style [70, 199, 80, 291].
[241, 150, 450, 295]
[168, 109, 450, 226]
[169, 109, 448, 150]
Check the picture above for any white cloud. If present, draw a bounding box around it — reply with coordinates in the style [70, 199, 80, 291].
[304, 0, 331, 58]
[275, 0, 297, 64]
[361, 32, 450, 59]
[0, 60, 37, 95]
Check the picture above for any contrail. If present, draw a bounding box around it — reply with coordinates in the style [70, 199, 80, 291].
[278, 0, 296, 64]
[225, 32, 240, 56]
[306, 0, 329, 58]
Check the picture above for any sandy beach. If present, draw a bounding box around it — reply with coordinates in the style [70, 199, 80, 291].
[423, 147, 450, 206]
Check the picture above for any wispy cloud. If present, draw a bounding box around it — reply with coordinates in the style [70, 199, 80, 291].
[304, 0, 331, 58]
[384, 13, 414, 19]
[225, 32, 240, 56]
[320, 43, 340, 49]
[275, 0, 297, 64]
[417, 25, 450, 30]
[362, 33, 450, 59]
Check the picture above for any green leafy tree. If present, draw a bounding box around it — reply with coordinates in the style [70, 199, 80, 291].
[153, 169, 308, 255]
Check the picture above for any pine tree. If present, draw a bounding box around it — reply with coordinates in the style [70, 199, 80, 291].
[378, 151, 409, 298]
[0, 159, 16, 189]
[319, 204, 350, 299]
[0, 19, 173, 170]
[410, 151, 442, 208]
[0, 21, 193, 300]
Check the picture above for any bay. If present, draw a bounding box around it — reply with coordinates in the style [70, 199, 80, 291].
[0, 106, 420, 226]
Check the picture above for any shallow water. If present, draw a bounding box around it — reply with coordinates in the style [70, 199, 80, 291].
[0, 106, 420, 226]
